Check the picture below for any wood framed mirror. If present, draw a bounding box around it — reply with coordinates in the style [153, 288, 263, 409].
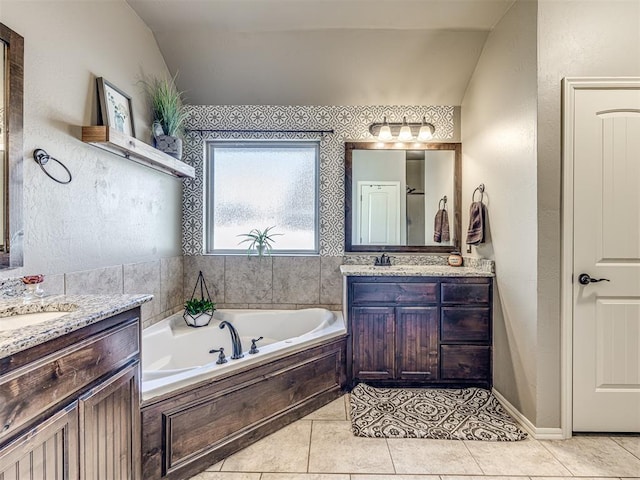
[345, 142, 461, 253]
[0, 23, 24, 269]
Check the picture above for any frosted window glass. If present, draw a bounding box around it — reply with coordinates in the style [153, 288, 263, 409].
[207, 143, 318, 252]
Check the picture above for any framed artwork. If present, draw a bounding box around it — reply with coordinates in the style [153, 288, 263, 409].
[96, 77, 135, 137]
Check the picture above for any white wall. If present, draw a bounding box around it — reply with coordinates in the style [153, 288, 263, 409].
[461, 0, 538, 422]
[424, 151, 455, 246]
[1, 0, 182, 277]
[536, 0, 640, 428]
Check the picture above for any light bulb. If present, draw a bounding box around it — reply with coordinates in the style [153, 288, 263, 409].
[378, 117, 393, 141]
[398, 117, 413, 141]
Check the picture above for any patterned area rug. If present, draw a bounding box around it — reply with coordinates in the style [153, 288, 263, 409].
[350, 383, 528, 441]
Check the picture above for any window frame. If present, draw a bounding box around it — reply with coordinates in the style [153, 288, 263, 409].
[205, 140, 320, 255]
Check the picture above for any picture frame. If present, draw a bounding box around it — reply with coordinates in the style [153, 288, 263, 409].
[96, 77, 135, 137]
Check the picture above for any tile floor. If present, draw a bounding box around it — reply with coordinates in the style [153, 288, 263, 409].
[189, 395, 640, 480]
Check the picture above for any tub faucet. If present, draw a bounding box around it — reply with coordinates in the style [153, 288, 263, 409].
[219, 321, 244, 359]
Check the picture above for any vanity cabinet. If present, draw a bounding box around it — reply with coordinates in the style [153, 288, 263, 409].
[347, 276, 492, 388]
[0, 308, 142, 480]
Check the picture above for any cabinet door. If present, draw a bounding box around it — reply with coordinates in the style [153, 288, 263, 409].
[79, 362, 141, 480]
[396, 307, 439, 380]
[0, 402, 79, 480]
[351, 307, 395, 380]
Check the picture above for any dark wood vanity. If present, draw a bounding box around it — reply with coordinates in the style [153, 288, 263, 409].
[347, 275, 493, 388]
[0, 308, 142, 480]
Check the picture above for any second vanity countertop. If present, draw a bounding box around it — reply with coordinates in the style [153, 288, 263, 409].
[0, 294, 152, 362]
[340, 264, 494, 277]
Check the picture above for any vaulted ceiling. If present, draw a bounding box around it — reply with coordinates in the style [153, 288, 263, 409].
[127, 0, 516, 105]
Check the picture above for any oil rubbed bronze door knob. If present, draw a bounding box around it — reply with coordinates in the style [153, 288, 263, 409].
[578, 273, 611, 285]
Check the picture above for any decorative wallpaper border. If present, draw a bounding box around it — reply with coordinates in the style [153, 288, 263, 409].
[182, 105, 455, 256]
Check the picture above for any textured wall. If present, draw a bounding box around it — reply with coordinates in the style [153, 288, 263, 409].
[537, 0, 640, 428]
[182, 105, 456, 257]
[1, 0, 182, 278]
[461, 1, 538, 423]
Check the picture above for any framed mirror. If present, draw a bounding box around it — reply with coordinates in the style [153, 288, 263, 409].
[345, 142, 461, 253]
[0, 23, 24, 269]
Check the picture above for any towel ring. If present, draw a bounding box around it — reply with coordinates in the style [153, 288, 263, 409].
[439, 196, 447, 210]
[472, 184, 485, 203]
[33, 149, 72, 184]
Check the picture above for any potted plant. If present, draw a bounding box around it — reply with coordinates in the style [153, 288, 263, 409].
[237, 226, 282, 256]
[183, 271, 216, 327]
[142, 73, 189, 160]
[183, 298, 216, 327]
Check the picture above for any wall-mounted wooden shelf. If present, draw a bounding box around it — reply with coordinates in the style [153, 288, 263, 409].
[81, 126, 195, 179]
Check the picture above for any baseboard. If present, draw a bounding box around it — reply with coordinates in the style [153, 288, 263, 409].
[492, 388, 565, 440]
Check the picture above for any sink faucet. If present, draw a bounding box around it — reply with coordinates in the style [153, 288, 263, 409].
[219, 321, 244, 359]
[374, 253, 392, 266]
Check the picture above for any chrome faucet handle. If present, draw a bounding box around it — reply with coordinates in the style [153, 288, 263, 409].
[249, 336, 264, 354]
[209, 347, 228, 364]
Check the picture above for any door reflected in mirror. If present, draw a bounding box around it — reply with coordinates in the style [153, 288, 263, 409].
[0, 22, 24, 269]
[345, 143, 461, 253]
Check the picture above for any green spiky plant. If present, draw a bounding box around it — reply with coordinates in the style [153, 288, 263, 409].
[142, 73, 189, 137]
[237, 226, 283, 256]
[184, 298, 216, 316]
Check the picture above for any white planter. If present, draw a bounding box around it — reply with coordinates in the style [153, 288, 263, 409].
[183, 310, 213, 327]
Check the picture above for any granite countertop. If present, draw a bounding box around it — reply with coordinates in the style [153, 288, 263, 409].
[339, 264, 494, 277]
[0, 294, 152, 361]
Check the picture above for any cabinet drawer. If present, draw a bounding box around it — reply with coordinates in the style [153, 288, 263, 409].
[441, 307, 490, 342]
[441, 282, 490, 304]
[0, 319, 139, 442]
[352, 282, 437, 304]
[440, 345, 491, 380]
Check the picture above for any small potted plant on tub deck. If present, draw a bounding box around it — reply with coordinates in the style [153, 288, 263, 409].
[183, 271, 216, 327]
[237, 226, 282, 256]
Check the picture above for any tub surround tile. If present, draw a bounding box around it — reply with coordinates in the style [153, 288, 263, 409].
[221, 420, 311, 472]
[161, 256, 184, 314]
[541, 436, 640, 477]
[320, 256, 343, 305]
[463, 438, 571, 476]
[248, 303, 297, 310]
[611, 436, 640, 458]
[216, 303, 249, 309]
[224, 256, 273, 304]
[272, 257, 321, 304]
[303, 397, 346, 421]
[184, 255, 225, 304]
[308, 420, 394, 474]
[65, 265, 124, 295]
[124, 260, 161, 323]
[302, 304, 342, 311]
[0, 294, 152, 359]
[387, 439, 483, 475]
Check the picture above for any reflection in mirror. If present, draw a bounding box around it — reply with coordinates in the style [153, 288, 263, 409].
[0, 23, 24, 269]
[345, 143, 461, 253]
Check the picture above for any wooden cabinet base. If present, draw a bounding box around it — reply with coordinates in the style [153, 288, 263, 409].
[141, 336, 347, 480]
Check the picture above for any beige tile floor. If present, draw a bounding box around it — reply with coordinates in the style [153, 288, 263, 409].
[189, 395, 640, 480]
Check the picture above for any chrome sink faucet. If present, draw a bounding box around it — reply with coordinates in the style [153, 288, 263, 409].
[374, 253, 392, 266]
[219, 321, 244, 359]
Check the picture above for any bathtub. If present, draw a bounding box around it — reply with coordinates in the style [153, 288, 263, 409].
[141, 307, 346, 401]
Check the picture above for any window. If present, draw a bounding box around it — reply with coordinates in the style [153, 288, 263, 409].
[206, 142, 319, 254]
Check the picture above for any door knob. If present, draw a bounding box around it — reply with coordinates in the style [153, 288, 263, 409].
[578, 273, 610, 285]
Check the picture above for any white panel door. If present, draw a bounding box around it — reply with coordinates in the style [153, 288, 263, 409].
[572, 84, 640, 432]
[357, 182, 400, 245]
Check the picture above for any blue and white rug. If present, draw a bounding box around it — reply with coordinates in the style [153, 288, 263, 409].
[350, 383, 528, 441]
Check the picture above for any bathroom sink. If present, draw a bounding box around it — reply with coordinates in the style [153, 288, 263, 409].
[0, 311, 70, 332]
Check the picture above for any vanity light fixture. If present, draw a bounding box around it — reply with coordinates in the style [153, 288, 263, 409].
[368, 117, 436, 142]
[397, 117, 413, 141]
[377, 116, 393, 141]
[417, 116, 435, 141]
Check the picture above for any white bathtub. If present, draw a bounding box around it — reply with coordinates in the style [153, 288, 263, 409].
[141, 308, 346, 401]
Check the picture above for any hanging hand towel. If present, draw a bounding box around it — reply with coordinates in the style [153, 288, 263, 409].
[433, 208, 450, 243]
[466, 201, 486, 245]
